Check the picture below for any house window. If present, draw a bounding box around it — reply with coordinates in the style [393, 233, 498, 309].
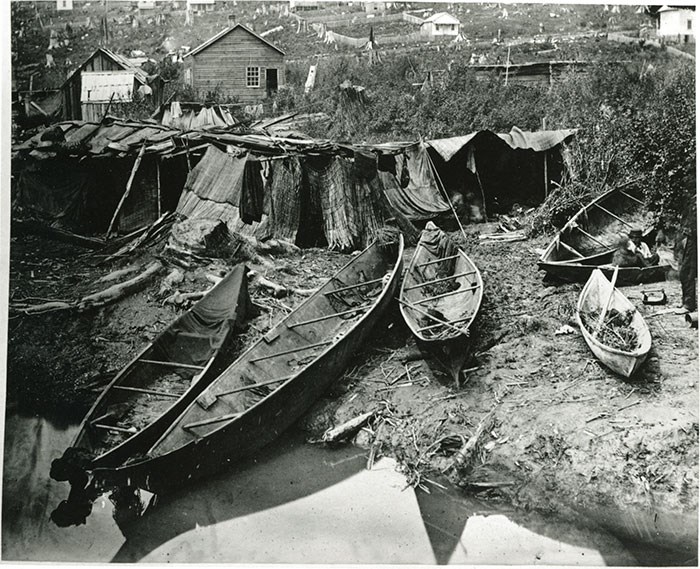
[246, 66, 261, 88]
[687, 19, 692, 30]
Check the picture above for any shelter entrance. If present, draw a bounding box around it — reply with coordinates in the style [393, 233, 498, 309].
[266, 69, 278, 97]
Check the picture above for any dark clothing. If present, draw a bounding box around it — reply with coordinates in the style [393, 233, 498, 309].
[612, 246, 645, 268]
[239, 158, 264, 224]
[679, 234, 697, 311]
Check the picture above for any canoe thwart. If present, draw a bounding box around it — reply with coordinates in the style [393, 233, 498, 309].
[592, 202, 633, 228]
[416, 254, 460, 268]
[412, 284, 480, 305]
[324, 277, 384, 295]
[557, 240, 585, 258]
[197, 376, 294, 409]
[416, 313, 475, 332]
[138, 359, 206, 371]
[112, 385, 181, 398]
[403, 270, 478, 291]
[288, 306, 369, 328]
[397, 298, 468, 337]
[91, 423, 137, 434]
[619, 190, 644, 205]
[182, 412, 242, 431]
[250, 340, 333, 363]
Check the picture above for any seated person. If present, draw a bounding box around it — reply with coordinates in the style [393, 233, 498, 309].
[611, 229, 659, 268]
[629, 228, 660, 266]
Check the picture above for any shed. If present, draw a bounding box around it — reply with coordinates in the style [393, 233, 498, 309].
[183, 24, 286, 103]
[420, 12, 461, 38]
[656, 5, 695, 44]
[56, 0, 73, 11]
[61, 48, 163, 121]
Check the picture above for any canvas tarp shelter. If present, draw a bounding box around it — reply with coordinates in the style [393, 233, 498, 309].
[176, 145, 391, 251]
[424, 127, 577, 218]
[377, 142, 451, 221]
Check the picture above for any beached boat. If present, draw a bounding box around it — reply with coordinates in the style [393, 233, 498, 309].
[537, 186, 671, 285]
[90, 236, 404, 494]
[51, 264, 253, 480]
[399, 222, 483, 386]
[576, 269, 651, 377]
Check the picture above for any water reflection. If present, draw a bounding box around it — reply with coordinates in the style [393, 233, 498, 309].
[3, 412, 687, 565]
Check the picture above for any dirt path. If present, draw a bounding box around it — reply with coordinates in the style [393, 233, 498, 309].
[6, 226, 698, 554]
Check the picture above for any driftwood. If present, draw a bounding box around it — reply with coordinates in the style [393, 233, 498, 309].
[95, 265, 140, 284]
[322, 409, 378, 444]
[248, 270, 316, 298]
[78, 261, 164, 310]
[11, 301, 73, 315]
[447, 409, 497, 471]
[163, 290, 207, 307]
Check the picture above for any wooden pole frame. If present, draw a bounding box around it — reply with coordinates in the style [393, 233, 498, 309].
[105, 142, 147, 240]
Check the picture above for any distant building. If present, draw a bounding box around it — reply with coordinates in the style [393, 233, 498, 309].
[420, 12, 461, 38]
[363, 1, 391, 14]
[56, 0, 73, 11]
[289, 0, 319, 12]
[656, 5, 695, 44]
[61, 48, 163, 121]
[137, 0, 157, 9]
[187, 0, 216, 13]
[184, 24, 285, 103]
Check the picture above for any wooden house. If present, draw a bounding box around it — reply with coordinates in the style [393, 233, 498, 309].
[61, 48, 163, 121]
[420, 12, 461, 38]
[656, 5, 695, 44]
[183, 24, 285, 103]
[56, 0, 73, 11]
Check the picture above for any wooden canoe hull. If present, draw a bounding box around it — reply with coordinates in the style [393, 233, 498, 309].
[538, 186, 671, 284]
[70, 264, 252, 471]
[399, 223, 483, 383]
[92, 238, 404, 494]
[576, 269, 651, 378]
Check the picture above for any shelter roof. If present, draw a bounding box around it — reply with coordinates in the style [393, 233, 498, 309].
[426, 127, 577, 161]
[81, 70, 136, 103]
[62, 48, 151, 90]
[422, 12, 460, 25]
[185, 24, 285, 58]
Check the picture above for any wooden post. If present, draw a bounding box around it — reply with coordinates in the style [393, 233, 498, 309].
[542, 117, 548, 198]
[504, 46, 511, 86]
[105, 142, 147, 240]
[156, 156, 162, 218]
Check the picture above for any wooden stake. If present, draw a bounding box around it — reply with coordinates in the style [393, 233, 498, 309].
[105, 142, 147, 240]
[156, 156, 162, 218]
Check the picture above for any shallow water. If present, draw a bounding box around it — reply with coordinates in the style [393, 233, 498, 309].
[1, 412, 693, 565]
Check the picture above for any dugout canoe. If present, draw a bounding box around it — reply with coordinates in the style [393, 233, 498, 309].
[50, 264, 253, 483]
[537, 186, 671, 285]
[90, 236, 404, 495]
[576, 269, 651, 377]
[399, 222, 483, 386]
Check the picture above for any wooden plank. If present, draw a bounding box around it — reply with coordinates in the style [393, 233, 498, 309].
[138, 359, 205, 370]
[403, 270, 477, 291]
[288, 306, 369, 328]
[413, 284, 480, 305]
[250, 340, 333, 363]
[105, 142, 147, 239]
[416, 254, 460, 268]
[324, 277, 384, 295]
[112, 385, 180, 398]
[592, 203, 633, 227]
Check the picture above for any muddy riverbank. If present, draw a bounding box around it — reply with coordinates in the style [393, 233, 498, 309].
[5, 222, 698, 558]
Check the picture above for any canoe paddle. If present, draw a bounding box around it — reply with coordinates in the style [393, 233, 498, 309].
[594, 265, 619, 339]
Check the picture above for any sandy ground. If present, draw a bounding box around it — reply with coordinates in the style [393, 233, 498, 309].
[5, 222, 698, 554]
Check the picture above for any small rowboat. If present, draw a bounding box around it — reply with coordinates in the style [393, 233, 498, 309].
[399, 222, 483, 386]
[538, 186, 670, 285]
[576, 269, 651, 377]
[51, 264, 253, 481]
[91, 236, 404, 494]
